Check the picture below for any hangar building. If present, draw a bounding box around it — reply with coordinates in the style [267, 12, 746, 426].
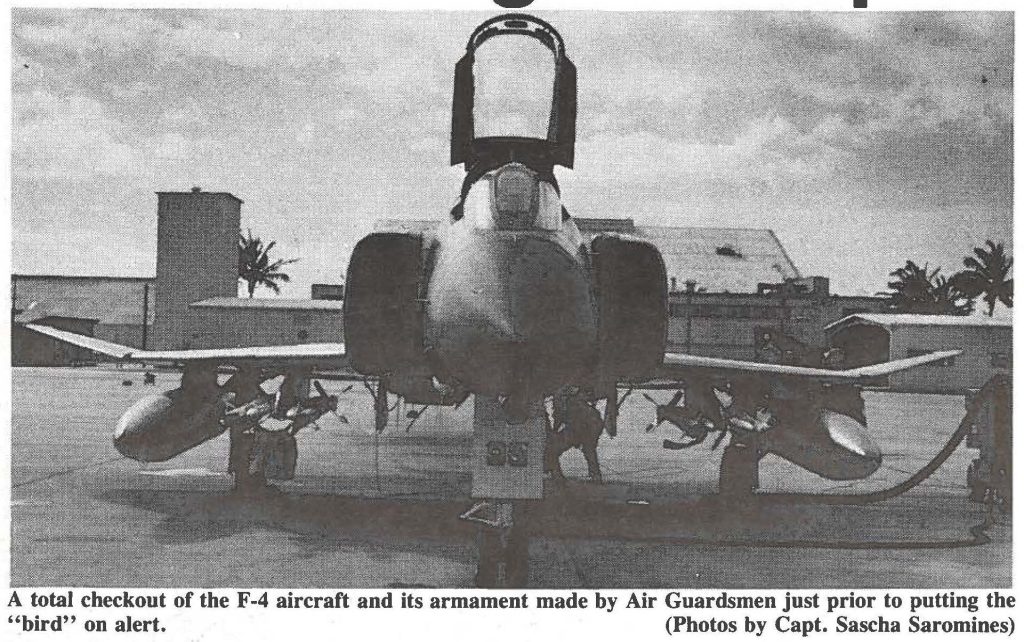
[668, 278, 884, 359]
[573, 218, 800, 293]
[12, 274, 153, 347]
[826, 313, 1012, 393]
[11, 315, 99, 366]
[187, 297, 345, 348]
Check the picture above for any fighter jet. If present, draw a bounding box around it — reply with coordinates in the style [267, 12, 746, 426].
[25, 13, 960, 585]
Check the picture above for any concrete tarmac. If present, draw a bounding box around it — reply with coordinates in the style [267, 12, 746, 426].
[10, 367, 1010, 587]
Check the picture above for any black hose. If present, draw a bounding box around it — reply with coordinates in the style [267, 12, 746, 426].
[648, 516, 992, 550]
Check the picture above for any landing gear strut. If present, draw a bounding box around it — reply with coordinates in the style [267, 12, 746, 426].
[466, 395, 545, 587]
[719, 436, 763, 499]
[463, 501, 529, 587]
[228, 424, 266, 493]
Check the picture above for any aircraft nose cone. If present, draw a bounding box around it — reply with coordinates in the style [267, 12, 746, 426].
[427, 232, 597, 395]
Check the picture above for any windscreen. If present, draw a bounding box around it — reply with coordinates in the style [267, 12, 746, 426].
[462, 165, 562, 232]
[472, 36, 556, 140]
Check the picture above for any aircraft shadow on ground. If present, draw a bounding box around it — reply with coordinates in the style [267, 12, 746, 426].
[98, 483, 996, 553]
[99, 486, 476, 553]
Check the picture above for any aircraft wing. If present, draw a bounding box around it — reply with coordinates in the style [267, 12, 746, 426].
[23, 324, 350, 370]
[654, 349, 962, 384]
[27, 322, 960, 385]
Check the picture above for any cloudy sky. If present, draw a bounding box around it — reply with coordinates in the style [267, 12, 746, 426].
[10, 10, 1013, 296]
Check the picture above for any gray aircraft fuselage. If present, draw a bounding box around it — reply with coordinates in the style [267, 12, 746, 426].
[424, 164, 599, 402]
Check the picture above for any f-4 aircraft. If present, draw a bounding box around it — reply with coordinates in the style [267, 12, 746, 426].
[26, 14, 960, 586]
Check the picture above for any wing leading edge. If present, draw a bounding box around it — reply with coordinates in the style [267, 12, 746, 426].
[26, 322, 960, 384]
[24, 324, 349, 369]
[657, 349, 962, 383]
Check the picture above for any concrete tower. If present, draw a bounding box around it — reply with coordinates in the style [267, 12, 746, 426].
[150, 188, 242, 349]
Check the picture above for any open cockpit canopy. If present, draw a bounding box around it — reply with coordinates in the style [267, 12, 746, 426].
[451, 14, 577, 174]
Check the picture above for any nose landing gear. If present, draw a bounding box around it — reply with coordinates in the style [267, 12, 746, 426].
[465, 395, 546, 587]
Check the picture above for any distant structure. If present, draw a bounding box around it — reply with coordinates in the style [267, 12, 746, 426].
[573, 218, 801, 294]
[187, 297, 345, 348]
[11, 274, 153, 347]
[312, 283, 345, 301]
[666, 275, 885, 359]
[11, 315, 98, 366]
[150, 188, 242, 349]
[827, 314, 1012, 392]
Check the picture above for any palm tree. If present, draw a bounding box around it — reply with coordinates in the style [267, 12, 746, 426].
[882, 260, 935, 312]
[881, 260, 973, 315]
[238, 229, 298, 298]
[932, 272, 975, 316]
[955, 240, 1013, 316]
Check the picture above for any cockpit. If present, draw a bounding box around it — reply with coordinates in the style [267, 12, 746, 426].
[448, 14, 576, 233]
[461, 163, 563, 231]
